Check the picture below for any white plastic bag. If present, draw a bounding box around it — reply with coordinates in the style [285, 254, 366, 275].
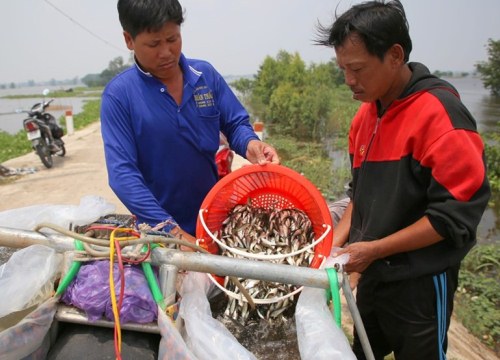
[0, 297, 57, 360]
[0, 245, 61, 318]
[0, 295, 58, 360]
[295, 253, 356, 360]
[0, 195, 116, 231]
[179, 272, 256, 360]
[157, 304, 198, 360]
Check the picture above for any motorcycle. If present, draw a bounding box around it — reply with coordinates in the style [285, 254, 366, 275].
[18, 89, 66, 168]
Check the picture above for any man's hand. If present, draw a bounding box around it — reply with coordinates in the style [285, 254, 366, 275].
[170, 226, 197, 252]
[334, 216, 445, 273]
[245, 140, 280, 165]
[333, 241, 381, 274]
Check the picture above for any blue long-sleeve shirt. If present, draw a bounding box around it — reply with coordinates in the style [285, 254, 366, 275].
[100, 54, 259, 234]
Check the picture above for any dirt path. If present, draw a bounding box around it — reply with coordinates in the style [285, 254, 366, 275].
[0, 122, 128, 213]
[0, 122, 498, 360]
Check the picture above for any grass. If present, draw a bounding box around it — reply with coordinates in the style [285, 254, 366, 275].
[455, 244, 500, 353]
[0, 131, 32, 163]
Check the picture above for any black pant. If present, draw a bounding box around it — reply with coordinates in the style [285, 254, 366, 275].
[353, 266, 459, 360]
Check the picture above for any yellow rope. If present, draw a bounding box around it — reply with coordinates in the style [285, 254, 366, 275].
[109, 228, 122, 355]
[109, 228, 140, 357]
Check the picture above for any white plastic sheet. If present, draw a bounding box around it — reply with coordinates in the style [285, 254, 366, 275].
[179, 272, 257, 360]
[0, 245, 61, 318]
[295, 253, 356, 360]
[0, 297, 57, 360]
[0, 246, 60, 360]
[0, 196, 118, 359]
[157, 304, 197, 360]
[0, 195, 116, 231]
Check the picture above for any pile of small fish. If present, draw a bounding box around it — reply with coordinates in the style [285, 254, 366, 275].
[216, 202, 316, 325]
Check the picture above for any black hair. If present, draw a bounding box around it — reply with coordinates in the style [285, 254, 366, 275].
[117, 0, 185, 38]
[314, 0, 412, 62]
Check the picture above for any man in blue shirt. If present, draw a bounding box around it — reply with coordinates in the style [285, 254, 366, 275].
[101, 0, 279, 247]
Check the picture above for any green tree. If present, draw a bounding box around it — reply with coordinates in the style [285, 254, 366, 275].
[252, 54, 287, 110]
[81, 73, 102, 87]
[81, 56, 131, 87]
[476, 39, 500, 96]
[308, 61, 344, 87]
[230, 77, 254, 107]
[100, 57, 130, 85]
[267, 82, 336, 141]
[250, 50, 341, 141]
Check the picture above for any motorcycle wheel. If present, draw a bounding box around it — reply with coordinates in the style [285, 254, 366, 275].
[56, 143, 66, 157]
[36, 136, 53, 168]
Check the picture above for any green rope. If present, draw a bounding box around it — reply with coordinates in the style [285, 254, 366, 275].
[325, 267, 341, 328]
[54, 239, 84, 296]
[141, 243, 166, 311]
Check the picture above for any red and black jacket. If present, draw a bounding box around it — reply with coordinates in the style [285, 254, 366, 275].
[348, 62, 491, 281]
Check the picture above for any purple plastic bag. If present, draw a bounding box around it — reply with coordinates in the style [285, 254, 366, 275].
[61, 261, 158, 323]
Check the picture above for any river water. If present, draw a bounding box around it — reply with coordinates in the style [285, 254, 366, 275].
[444, 77, 500, 244]
[444, 76, 500, 134]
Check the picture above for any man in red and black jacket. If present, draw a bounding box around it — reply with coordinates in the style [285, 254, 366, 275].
[316, 1, 490, 359]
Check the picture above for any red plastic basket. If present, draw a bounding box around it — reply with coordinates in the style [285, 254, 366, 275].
[196, 163, 333, 269]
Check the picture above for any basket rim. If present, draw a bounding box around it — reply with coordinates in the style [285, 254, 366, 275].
[195, 163, 333, 266]
[199, 163, 328, 208]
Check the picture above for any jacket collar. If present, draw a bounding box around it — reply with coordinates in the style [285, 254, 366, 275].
[134, 53, 202, 88]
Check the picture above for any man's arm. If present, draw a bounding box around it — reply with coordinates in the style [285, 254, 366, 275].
[332, 201, 353, 248]
[336, 215, 443, 273]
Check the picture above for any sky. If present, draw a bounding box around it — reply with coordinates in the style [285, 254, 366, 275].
[1, 0, 500, 84]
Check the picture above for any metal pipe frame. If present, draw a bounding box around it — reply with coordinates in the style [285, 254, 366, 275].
[0, 226, 74, 253]
[151, 248, 330, 289]
[0, 226, 374, 358]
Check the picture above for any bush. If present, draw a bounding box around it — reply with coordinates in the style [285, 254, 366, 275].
[456, 244, 500, 353]
[0, 131, 32, 163]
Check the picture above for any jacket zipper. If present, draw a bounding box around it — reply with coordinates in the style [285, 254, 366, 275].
[360, 116, 381, 171]
[351, 116, 382, 243]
